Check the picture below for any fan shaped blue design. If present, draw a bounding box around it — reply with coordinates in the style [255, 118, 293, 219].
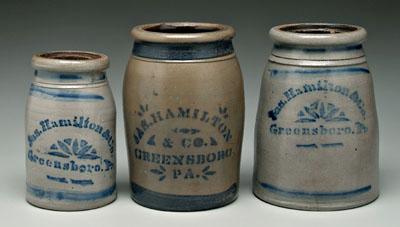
[296, 100, 350, 123]
[46, 138, 100, 160]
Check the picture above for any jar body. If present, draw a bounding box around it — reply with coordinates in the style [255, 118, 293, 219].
[124, 53, 244, 211]
[254, 47, 379, 210]
[26, 71, 116, 211]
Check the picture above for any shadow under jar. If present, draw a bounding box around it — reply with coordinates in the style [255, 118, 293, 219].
[253, 23, 379, 211]
[26, 51, 116, 211]
[123, 22, 244, 211]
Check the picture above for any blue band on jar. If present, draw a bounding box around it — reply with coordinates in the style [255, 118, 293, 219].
[29, 84, 105, 101]
[130, 182, 237, 211]
[132, 40, 234, 60]
[26, 183, 116, 201]
[34, 70, 107, 83]
[273, 44, 363, 53]
[258, 181, 371, 199]
[270, 67, 370, 76]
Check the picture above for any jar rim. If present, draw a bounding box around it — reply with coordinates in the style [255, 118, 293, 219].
[131, 22, 235, 43]
[270, 23, 367, 46]
[32, 51, 109, 73]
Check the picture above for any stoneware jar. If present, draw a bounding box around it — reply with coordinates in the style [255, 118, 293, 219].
[124, 22, 244, 211]
[254, 23, 379, 210]
[26, 51, 116, 210]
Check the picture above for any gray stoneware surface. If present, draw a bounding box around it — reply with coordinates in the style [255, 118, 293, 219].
[123, 22, 245, 211]
[253, 23, 379, 211]
[26, 51, 117, 211]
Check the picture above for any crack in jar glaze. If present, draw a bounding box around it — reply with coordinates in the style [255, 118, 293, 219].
[26, 51, 116, 211]
[253, 23, 379, 211]
[123, 22, 244, 211]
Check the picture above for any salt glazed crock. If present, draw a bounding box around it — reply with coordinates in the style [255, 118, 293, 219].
[254, 23, 379, 211]
[26, 51, 116, 210]
[123, 22, 245, 211]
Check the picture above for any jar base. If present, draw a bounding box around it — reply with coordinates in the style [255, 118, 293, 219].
[253, 187, 379, 211]
[26, 193, 117, 211]
[130, 182, 238, 211]
[25, 183, 117, 211]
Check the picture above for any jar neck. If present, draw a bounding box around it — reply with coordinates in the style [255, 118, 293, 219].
[270, 43, 366, 66]
[33, 70, 107, 85]
[131, 40, 234, 60]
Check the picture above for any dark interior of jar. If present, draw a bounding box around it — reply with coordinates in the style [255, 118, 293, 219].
[40, 52, 101, 60]
[145, 24, 220, 33]
[280, 24, 358, 34]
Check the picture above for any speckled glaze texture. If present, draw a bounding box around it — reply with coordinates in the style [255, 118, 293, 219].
[253, 23, 379, 211]
[123, 22, 244, 211]
[26, 51, 116, 211]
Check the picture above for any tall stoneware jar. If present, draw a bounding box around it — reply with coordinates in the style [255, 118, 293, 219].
[26, 51, 116, 210]
[124, 22, 244, 211]
[254, 23, 379, 210]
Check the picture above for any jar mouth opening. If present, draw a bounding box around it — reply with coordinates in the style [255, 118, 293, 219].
[39, 51, 102, 61]
[279, 24, 359, 34]
[144, 24, 221, 34]
[32, 51, 109, 73]
[270, 23, 367, 46]
[131, 22, 235, 43]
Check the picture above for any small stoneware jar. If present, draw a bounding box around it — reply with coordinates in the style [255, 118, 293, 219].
[26, 51, 116, 211]
[254, 23, 379, 210]
[124, 22, 244, 211]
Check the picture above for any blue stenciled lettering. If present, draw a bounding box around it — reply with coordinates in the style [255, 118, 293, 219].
[132, 107, 233, 144]
[27, 116, 114, 153]
[28, 150, 112, 173]
[268, 80, 367, 120]
[269, 123, 367, 136]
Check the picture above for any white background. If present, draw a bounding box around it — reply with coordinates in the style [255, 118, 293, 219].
[1, 0, 399, 226]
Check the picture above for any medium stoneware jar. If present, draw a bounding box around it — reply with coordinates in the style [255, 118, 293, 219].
[123, 22, 244, 211]
[254, 23, 379, 210]
[26, 51, 116, 210]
